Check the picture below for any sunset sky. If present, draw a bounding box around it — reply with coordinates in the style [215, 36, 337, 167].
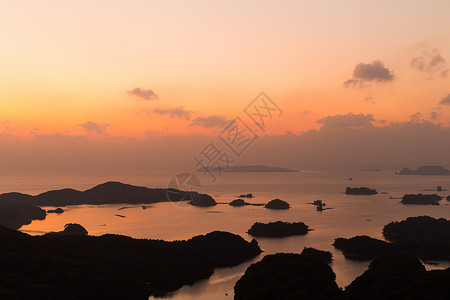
[1, 1, 450, 173]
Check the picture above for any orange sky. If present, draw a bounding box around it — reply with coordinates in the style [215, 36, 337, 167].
[1, 0, 450, 140]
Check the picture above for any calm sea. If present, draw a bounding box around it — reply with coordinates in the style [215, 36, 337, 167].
[3, 170, 450, 299]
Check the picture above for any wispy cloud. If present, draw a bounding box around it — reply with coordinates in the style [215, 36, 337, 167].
[439, 94, 450, 105]
[408, 112, 423, 122]
[189, 115, 230, 128]
[410, 48, 449, 79]
[363, 96, 375, 103]
[429, 111, 442, 120]
[144, 129, 170, 138]
[1, 120, 11, 132]
[153, 107, 192, 120]
[78, 121, 110, 135]
[126, 88, 159, 100]
[317, 113, 375, 129]
[0, 120, 13, 138]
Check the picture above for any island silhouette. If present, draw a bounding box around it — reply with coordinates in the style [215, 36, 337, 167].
[396, 165, 450, 175]
[0, 181, 216, 229]
[333, 216, 450, 261]
[236, 216, 450, 299]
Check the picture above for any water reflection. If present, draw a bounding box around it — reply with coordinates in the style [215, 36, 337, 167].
[16, 171, 450, 299]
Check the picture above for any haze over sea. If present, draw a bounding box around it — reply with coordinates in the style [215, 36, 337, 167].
[5, 170, 450, 299]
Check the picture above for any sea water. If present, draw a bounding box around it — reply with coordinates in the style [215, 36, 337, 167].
[4, 170, 450, 299]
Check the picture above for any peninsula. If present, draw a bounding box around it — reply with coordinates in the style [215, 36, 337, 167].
[0, 181, 215, 229]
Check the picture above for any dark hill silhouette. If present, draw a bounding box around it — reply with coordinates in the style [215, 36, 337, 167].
[234, 250, 450, 299]
[300, 247, 333, 264]
[0, 192, 34, 206]
[346, 254, 450, 299]
[35, 188, 83, 206]
[82, 181, 165, 205]
[334, 216, 450, 261]
[34, 181, 171, 206]
[334, 235, 450, 261]
[0, 204, 46, 229]
[0, 225, 261, 299]
[0, 181, 206, 207]
[234, 251, 342, 299]
[45, 223, 89, 236]
[383, 215, 450, 241]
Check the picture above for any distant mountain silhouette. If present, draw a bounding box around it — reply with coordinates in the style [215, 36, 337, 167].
[197, 165, 299, 172]
[396, 165, 450, 175]
[0, 192, 34, 205]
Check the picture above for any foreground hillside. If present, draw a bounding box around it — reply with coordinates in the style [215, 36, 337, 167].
[0, 225, 261, 299]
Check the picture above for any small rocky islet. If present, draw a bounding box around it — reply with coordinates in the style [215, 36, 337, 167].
[228, 199, 264, 207]
[248, 221, 310, 237]
[46, 207, 64, 214]
[264, 198, 290, 209]
[345, 186, 378, 195]
[400, 193, 442, 205]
